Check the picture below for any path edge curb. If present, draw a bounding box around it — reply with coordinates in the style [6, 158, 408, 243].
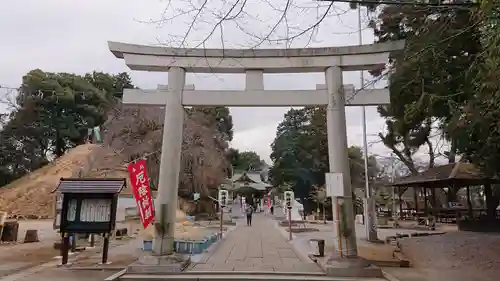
[382, 269, 402, 281]
[272, 220, 319, 265]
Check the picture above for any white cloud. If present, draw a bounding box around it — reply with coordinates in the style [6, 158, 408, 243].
[0, 0, 393, 165]
[231, 106, 391, 163]
[231, 122, 280, 163]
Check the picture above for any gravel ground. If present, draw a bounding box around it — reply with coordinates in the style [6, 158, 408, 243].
[5, 268, 121, 281]
[0, 220, 58, 265]
[283, 222, 401, 262]
[400, 231, 500, 281]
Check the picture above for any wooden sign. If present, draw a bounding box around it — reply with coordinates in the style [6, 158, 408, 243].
[57, 179, 125, 234]
[54, 178, 126, 266]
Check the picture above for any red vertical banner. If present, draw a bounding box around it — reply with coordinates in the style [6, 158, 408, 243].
[127, 160, 155, 229]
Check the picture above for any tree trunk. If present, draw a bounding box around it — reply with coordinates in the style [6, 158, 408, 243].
[413, 187, 419, 212]
[54, 107, 65, 157]
[446, 186, 459, 203]
[448, 139, 457, 164]
[484, 184, 497, 221]
[322, 204, 326, 223]
[316, 203, 320, 219]
[55, 129, 65, 157]
[426, 139, 435, 169]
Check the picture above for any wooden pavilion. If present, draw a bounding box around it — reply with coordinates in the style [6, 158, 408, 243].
[230, 171, 273, 206]
[390, 162, 500, 231]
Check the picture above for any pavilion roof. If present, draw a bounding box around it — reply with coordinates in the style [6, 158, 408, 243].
[391, 162, 498, 188]
[233, 185, 263, 193]
[232, 172, 261, 183]
[231, 171, 272, 191]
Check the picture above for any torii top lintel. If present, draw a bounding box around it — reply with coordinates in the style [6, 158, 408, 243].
[107, 41, 405, 74]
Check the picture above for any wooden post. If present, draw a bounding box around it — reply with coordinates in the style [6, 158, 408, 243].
[484, 184, 495, 220]
[424, 187, 428, 216]
[102, 233, 110, 264]
[398, 187, 403, 219]
[323, 203, 326, 224]
[466, 186, 473, 217]
[70, 233, 76, 252]
[288, 205, 292, 241]
[61, 233, 70, 265]
[413, 187, 419, 217]
[219, 206, 224, 239]
[431, 188, 437, 209]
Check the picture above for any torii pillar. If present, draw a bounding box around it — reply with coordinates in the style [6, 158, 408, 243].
[108, 40, 404, 258]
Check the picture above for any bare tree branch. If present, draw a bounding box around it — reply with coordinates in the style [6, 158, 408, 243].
[140, 0, 365, 50]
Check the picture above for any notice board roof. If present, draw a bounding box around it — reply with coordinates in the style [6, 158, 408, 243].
[54, 178, 126, 194]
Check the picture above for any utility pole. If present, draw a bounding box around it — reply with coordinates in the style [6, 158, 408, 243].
[358, 5, 378, 242]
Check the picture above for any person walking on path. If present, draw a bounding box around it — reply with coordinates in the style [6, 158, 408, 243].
[245, 204, 254, 226]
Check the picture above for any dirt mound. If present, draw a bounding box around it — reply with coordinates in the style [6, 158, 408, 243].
[0, 104, 230, 218]
[0, 144, 99, 218]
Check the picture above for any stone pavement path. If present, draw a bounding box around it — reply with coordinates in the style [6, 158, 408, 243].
[189, 214, 323, 273]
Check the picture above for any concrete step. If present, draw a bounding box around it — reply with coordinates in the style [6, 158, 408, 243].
[117, 271, 386, 281]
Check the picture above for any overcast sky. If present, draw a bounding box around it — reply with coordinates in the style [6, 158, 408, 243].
[0, 0, 394, 163]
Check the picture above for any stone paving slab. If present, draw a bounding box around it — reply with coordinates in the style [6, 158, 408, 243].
[187, 214, 323, 273]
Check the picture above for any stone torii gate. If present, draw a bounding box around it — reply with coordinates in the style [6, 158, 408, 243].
[108, 41, 404, 258]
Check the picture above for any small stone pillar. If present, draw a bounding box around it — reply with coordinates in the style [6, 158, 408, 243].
[23, 229, 39, 243]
